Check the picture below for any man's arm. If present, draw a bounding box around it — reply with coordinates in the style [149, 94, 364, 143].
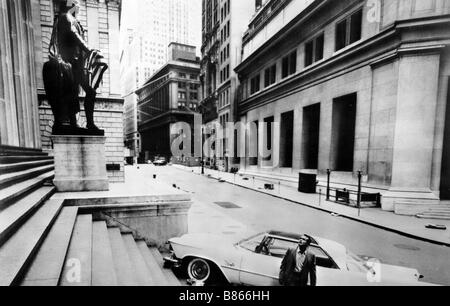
[62, 14, 90, 53]
[279, 249, 290, 285]
[309, 254, 317, 287]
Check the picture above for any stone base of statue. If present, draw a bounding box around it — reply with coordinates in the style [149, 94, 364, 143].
[52, 135, 109, 192]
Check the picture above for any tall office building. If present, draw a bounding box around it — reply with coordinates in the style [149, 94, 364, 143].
[120, 0, 202, 159]
[199, 0, 255, 171]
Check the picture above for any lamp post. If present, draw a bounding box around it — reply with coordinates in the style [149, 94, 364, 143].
[201, 125, 205, 175]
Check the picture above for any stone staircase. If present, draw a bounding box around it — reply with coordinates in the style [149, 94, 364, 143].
[416, 205, 450, 220]
[0, 146, 181, 286]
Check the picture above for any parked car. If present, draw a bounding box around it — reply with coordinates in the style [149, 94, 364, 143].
[153, 157, 168, 166]
[164, 230, 437, 286]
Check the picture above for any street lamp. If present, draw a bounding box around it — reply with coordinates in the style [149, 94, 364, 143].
[201, 125, 205, 175]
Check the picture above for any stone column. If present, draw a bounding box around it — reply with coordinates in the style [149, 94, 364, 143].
[273, 112, 281, 169]
[293, 106, 303, 171]
[383, 52, 441, 211]
[107, 0, 120, 96]
[0, 0, 19, 147]
[86, 0, 99, 50]
[318, 99, 333, 174]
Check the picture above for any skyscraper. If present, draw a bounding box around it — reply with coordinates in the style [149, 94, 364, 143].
[120, 0, 202, 158]
[199, 0, 256, 171]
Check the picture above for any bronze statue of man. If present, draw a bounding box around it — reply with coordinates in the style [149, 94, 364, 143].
[43, 0, 107, 135]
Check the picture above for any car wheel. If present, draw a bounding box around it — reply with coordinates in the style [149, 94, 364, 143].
[187, 258, 211, 283]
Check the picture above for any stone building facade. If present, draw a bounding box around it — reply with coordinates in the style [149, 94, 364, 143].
[0, 0, 43, 149]
[235, 0, 450, 211]
[199, 0, 256, 171]
[137, 43, 201, 163]
[37, 0, 124, 183]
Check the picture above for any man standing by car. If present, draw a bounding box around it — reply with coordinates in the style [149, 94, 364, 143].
[279, 235, 317, 286]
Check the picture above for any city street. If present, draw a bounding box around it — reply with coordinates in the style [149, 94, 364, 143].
[133, 165, 450, 286]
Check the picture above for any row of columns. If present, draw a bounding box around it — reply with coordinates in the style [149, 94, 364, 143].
[0, 0, 41, 149]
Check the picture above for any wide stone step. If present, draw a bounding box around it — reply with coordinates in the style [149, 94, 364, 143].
[92, 221, 118, 286]
[0, 186, 56, 245]
[0, 199, 63, 286]
[0, 145, 47, 157]
[0, 171, 54, 209]
[0, 164, 54, 189]
[108, 227, 138, 286]
[0, 159, 54, 175]
[21, 207, 78, 286]
[148, 247, 182, 286]
[122, 234, 154, 286]
[417, 214, 450, 220]
[59, 215, 93, 286]
[137, 241, 169, 286]
[0, 155, 53, 165]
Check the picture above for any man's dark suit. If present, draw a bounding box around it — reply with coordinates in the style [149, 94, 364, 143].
[279, 248, 317, 286]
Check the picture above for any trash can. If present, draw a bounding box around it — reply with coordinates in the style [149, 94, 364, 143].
[298, 172, 317, 193]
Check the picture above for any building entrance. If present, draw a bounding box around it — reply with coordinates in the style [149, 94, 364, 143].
[331, 93, 357, 172]
[301, 103, 321, 169]
[280, 111, 294, 168]
[441, 78, 450, 199]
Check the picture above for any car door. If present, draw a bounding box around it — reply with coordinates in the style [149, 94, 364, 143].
[238, 236, 295, 286]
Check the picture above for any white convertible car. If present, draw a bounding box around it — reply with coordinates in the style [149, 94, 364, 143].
[164, 231, 437, 286]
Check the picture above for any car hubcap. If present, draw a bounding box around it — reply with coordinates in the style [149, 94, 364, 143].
[190, 259, 210, 281]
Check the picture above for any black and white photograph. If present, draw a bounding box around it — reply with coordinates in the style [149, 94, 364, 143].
[0, 0, 450, 292]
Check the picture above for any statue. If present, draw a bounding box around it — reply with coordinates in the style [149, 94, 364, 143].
[43, 0, 108, 136]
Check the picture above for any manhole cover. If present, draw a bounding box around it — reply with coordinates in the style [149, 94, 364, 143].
[214, 202, 241, 209]
[394, 244, 421, 251]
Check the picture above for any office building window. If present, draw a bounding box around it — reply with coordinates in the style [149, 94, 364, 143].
[335, 9, 363, 51]
[264, 64, 276, 88]
[250, 74, 260, 95]
[190, 92, 198, 100]
[178, 92, 186, 100]
[282, 50, 297, 79]
[305, 33, 324, 67]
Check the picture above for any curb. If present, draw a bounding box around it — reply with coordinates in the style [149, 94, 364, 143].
[174, 166, 450, 248]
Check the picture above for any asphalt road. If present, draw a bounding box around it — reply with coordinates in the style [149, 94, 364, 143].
[139, 165, 450, 285]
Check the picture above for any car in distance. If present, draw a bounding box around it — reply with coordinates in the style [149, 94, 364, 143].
[164, 231, 437, 286]
[153, 157, 168, 166]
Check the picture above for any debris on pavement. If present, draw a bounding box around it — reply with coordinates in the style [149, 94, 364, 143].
[425, 224, 447, 230]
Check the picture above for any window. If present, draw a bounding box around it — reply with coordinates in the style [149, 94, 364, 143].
[264, 64, 276, 88]
[178, 82, 186, 89]
[250, 74, 260, 95]
[190, 74, 197, 80]
[262, 238, 297, 258]
[190, 92, 198, 100]
[189, 83, 198, 90]
[178, 92, 186, 100]
[335, 9, 363, 51]
[179, 73, 186, 78]
[282, 51, 297, 78]
[305, 33, 324, 67]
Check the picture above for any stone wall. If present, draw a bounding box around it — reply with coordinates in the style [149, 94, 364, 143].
[39, 98, 125, 183]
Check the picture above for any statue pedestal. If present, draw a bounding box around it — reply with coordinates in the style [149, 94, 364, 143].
[52, 135, 109, 192]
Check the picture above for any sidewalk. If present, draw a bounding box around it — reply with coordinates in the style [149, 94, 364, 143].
[172, 164, 450, 247]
